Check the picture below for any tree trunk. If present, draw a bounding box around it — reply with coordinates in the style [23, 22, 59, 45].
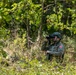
[26, 14, 30, 48]
[37, 0, 44, 44]
[10, 16, 17, 40]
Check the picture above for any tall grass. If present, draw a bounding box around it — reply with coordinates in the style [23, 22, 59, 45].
[0, 35, 76, 75]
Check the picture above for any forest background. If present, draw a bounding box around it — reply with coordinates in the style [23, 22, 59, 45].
[0, 0, 76, 75]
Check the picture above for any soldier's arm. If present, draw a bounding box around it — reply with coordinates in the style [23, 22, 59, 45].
[41, 40, 49, 51]
[47, 44, 64, 56]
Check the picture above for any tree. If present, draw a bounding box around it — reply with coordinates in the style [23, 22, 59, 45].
[0, 0, 76, 48]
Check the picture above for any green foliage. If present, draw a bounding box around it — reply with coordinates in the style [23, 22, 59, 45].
[0, 27, 9, 39]
[0, 0, 76, 74]
[0, 55, 76, 75]
[0, 0, 76, 40]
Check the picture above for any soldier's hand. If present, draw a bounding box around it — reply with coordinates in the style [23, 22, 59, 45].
[46, 51, 50, 53]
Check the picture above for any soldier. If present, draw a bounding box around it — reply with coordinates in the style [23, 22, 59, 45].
[41, 32, 65, 63]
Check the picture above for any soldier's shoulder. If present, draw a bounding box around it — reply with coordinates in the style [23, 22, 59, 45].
[59, 42, 65, 48]
[58, 42, 64, 47]
[60, 42, 64, 45]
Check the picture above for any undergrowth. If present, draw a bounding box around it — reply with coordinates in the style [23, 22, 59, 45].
[0, 35, 76, 75]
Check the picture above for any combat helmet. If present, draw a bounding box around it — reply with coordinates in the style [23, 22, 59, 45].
[52, 32, 62, 39]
